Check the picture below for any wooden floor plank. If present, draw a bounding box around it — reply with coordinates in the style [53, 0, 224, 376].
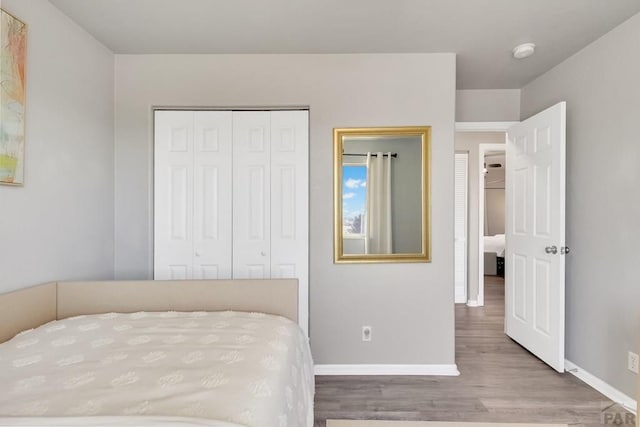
[314, 277, 633, 427]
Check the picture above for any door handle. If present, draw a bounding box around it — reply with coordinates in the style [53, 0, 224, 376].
[545, 245, 558, 254]
[560, 246, 570, 255]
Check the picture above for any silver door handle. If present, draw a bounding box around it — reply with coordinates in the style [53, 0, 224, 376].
[545, 245, 558, 254]
[560, 246, 570, 255]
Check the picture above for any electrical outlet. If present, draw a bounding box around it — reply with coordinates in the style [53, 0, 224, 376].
[628, 351, 639, 374]
[362, 326, 372, 342]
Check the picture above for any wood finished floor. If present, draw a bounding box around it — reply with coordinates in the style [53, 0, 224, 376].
[314, 277, 633, 427]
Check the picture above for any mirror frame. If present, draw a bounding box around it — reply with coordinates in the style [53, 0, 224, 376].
[333, 126, 431, 263]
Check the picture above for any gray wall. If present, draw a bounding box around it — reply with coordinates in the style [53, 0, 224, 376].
[454, 133, 504, 303]
[0, 0, 114, 294]
[114, 54, 457, 365]
[521, 12, 640, 398]
[485, 189, 505, 236]
[456, 89, 520, 122]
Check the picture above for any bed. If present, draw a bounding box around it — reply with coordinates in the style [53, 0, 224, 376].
[483, 234, 505, 277]
[0, 279, 314, 427]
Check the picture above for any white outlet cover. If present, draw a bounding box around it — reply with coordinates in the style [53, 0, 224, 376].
[628, 351, 639, 374]
[362, 326, 372, 342]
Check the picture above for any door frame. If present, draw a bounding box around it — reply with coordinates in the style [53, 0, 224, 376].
[455, 122, 517, 306]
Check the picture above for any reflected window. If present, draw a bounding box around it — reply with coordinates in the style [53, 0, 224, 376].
[342, 164, 367, 237]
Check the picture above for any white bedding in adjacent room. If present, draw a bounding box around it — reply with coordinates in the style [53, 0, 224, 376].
[0, 311, 314, 427]
[483, 234, 506, 257]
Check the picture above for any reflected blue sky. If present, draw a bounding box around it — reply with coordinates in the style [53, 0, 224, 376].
[343, 165, 367, 234]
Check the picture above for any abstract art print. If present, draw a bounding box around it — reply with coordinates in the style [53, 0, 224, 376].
[0, 9, 26, 185]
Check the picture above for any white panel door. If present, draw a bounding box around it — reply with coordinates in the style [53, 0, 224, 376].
[454, 153, 468, 304]
[155, 111, 233, 280]
[154, 111, 195, 280]
[193, 112, 233, 279]
[505, 102, 566, 372]
[232, 112, 271, 279]
[270, 110, 309, 335]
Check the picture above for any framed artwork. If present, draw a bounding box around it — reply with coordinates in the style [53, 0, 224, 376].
[0, 9, 27, 185]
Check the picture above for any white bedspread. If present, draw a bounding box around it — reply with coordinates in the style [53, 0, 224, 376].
[0, 311, 314, 427]
[484, 234, 506, 257]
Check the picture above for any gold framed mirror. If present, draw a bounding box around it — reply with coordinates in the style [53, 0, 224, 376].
[334, 126, 431, 263]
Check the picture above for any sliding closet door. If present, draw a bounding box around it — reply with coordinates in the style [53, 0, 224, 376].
[154, 111, 233, 280]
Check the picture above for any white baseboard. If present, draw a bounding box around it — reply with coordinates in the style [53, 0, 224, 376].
[466, 300, 480, 307]
[565, 360, 637, 414]
[455, 296, 467, 304]
[314, 364, 460, 376]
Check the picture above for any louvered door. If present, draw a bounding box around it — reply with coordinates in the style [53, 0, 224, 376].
[454, 153, 468, 304]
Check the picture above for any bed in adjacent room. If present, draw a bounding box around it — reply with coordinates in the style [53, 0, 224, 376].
[483, 234, 505, 277]
[0, 279, 314, 427]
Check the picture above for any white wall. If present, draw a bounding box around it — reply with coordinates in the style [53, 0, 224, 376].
[456, 89, 520, 122]
[521, 12, 640, 399]
[454, 132, 504, 302]
[0, 0, 114, 293]
[114, 53, 457, 365]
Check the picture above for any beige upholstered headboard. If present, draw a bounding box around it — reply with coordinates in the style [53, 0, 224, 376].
[0, 283, 57, 343]
[0, 279, 298, 343]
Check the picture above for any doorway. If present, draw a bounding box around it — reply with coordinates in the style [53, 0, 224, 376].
[455, 102, 567, 374]
[454, 122, 514, 308]
[478, 143, 506, 306]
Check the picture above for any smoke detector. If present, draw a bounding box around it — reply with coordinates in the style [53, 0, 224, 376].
[512, 43, 536, 59]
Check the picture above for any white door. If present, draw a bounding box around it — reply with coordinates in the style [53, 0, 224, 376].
[154, 110, 195, 280]
[232, 112, 272, 279]
[154, 111, 233, 280]
[270, 111, 309, 332]
[192, 111, 233, 280]
[454, 153, 468, 303]
[505, 101, 566, 372]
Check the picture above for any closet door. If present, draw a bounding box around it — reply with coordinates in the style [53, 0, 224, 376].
[154, 109, 309, 334]
[193, 111, 233, 279]
[154, 111, 233, 280]
[154, 111, 195, 280]
[232, 112, 272, 279]
[270, 111, 309, 332]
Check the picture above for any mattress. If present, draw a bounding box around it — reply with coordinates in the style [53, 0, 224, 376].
[483, 234, 505, 257]
[0, 311, 314, 427]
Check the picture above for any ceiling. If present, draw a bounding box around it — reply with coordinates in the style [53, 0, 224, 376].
[49, 0, 640, 89]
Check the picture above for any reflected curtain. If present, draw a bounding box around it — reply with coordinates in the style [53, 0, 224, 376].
[365, 152, 392, 254]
